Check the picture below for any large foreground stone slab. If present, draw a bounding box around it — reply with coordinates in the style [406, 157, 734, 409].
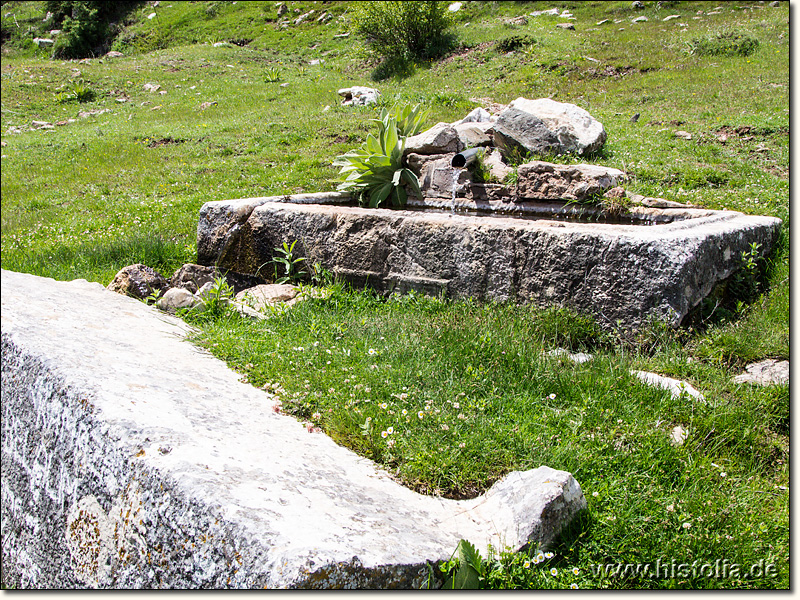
[1, 269, 585, 589]
[197, 199, 782, 328]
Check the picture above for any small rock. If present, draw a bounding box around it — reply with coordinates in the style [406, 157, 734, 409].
[455, 106, 494, 124]
[147, 12, 156, 19]
[156, 287, 200, 313]
[294, 10, 313, 25]
[236, 284, 300, 312]
[31, 121, 54, 130]
[632, 16, 648, 23]
[108, 264, 170, 300]
[630, 112, 640, 123]
[547, 348, 593, 364]
[333, 32, 350, 38]
[674, 130, 692, 140]
[170, 263, 218, 294]
[308, 59, 323, 66]
[199, 101, 217, 110]
[531, 8, 560, 17]
[733, 359, 789, 386]
[337, 86, 381, 107]
[770, 0, 780, 5]
[143, 83, 161, 92]
[448, 2, 463, 11]
[663, 15, 681, 21]
[105, 50, 124, 58]
[32, 38, 54, 47]
[632, 371, 705, 402]
[556, 22, 575, 30]
[50, 29, 62, 36]
[276, 3, 287, 17]
[596, 19, 610, 25]
[212, 42, 230, 48]
[632, 0, 644, 7]
[669, 426, 687, 446]
[482, 149, 514, 182]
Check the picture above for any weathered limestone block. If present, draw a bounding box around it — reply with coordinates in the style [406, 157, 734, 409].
[515, 161, 627, 201]
[107, 264, 169, 300]
[196, 200, 783, 328]
[404, 123, 464, 155]
[1, 269, 586, 589]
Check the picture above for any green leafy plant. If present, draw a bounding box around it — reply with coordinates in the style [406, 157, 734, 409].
[271, 240, 308, 284]
[187, 276, 234, 320]
[333, 104, 425, 208]
[55, 79, 96, 103]
[265, 66, 282, 82]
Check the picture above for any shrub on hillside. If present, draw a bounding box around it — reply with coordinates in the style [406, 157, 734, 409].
[350, 1, 456, 65]
[45, 0, 141, 58]
[689, 30, 759, 57]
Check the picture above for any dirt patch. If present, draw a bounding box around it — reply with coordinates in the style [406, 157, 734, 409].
[439, 41, 493, 66]
[714, 125, 789, 138]
[138, 136, 186, 148]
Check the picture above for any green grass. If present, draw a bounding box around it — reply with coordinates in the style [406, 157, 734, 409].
[1, 0, 789, 589]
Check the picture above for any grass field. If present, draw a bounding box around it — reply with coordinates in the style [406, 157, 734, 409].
[0, 0, 789, 589]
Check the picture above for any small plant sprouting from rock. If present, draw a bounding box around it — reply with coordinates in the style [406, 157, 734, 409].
[271, 240, 308, 284]
[195, 276, 235, 319]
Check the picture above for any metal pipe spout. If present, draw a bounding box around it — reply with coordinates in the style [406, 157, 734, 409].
[451, 147, 485, 168]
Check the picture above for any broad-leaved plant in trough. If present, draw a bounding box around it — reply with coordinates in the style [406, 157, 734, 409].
[333, 103, 427, 209]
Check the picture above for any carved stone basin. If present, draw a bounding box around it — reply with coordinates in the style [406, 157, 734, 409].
[197, 192, 782, 328]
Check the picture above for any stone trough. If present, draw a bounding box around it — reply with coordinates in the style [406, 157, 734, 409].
[1, 269, 586, 589]
[197, 191, 782, 329]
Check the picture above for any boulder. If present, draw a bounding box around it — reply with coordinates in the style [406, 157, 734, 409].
[170, 263, 219, 294]
[404, 123, 464, 155]
[337, 86, 381, 107]
[515, 161, 626, 201]
[492, 108, 563, 159]
[496, 98, 607, 157]
[107, 264, 169, 300]
[733, 359, 789, 386]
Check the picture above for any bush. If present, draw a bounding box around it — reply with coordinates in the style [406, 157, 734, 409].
[45, 0, 141, 59]
[350, 1, 455, 63]
[689, 31, 759, 57]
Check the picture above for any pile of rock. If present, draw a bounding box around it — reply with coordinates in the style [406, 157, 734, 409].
[106, 263, 308, 318]
[402, 96, 625, 204]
